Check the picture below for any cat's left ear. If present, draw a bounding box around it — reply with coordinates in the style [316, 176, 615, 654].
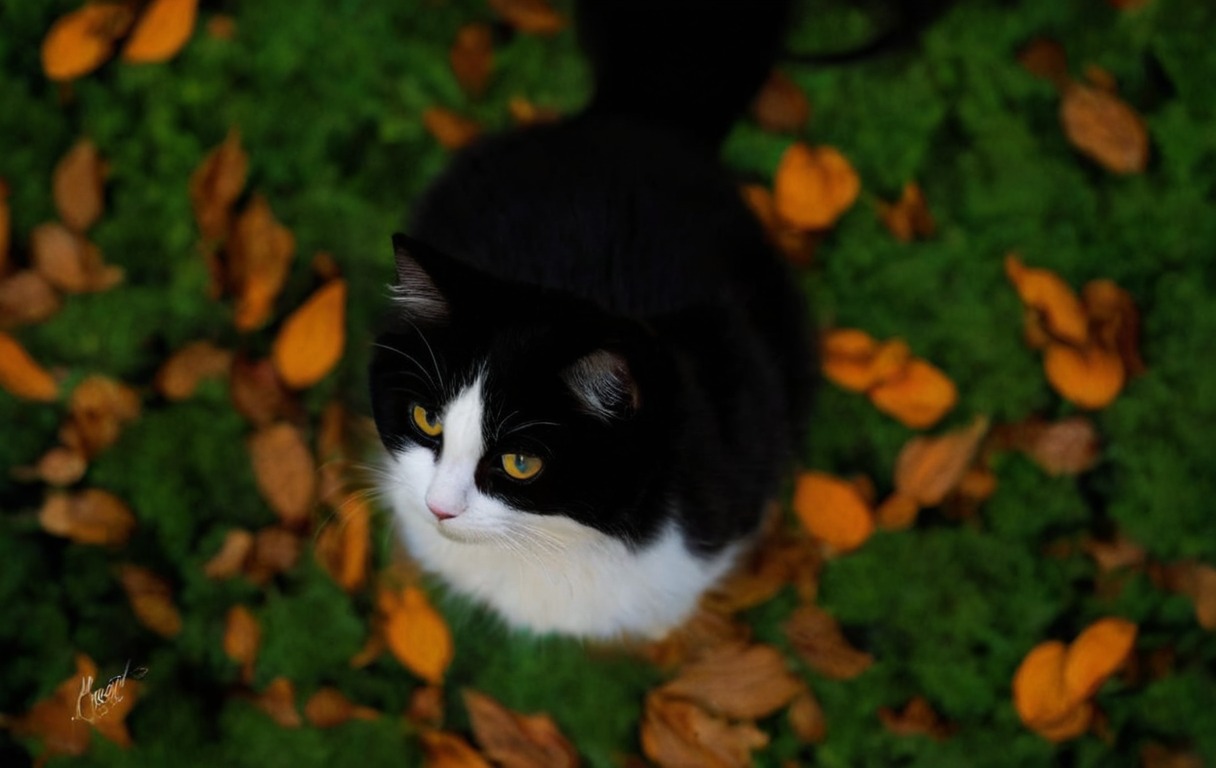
[562, 349, 640, 421]
[390, 233, 450, 323]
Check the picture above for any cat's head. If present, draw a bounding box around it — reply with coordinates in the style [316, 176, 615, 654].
[369, 234, 676, 550]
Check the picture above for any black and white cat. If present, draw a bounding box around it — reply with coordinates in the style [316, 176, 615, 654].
[370, 0, 812, 639]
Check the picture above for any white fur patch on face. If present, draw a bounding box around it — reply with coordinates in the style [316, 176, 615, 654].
[380, 375, 739, 638]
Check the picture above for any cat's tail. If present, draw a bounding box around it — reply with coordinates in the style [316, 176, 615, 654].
[574, 0, 795, 150]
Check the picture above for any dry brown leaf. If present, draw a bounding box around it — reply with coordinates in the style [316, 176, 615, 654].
[640, 692, 766, 768]
[878, 182, 936, 243]
[203, 528, 255, 578]
[660, 643, 802, 720]
[1043, 343, 1124, 410]
[35, 446, 88, 486]
[788, 688, 827, 744]
[875, 493, 920, 531]
[31, 223, 122, 293]
[643, 608, 752, 668]
[10, 654, 95, 758]
[190, 129, 248, 242]
[488, 0, 565, 35]
[1160, 561, 1216, 631]
[271, 278, 347, 389]
[65, 375, 141, 457]
[1083, 278, 1145, 377]
[894, 416, 989, 506]
[751, 70, 810, 133]
[230, 355, 296, 425]
[408, 684, 446, 728]
[421, 730, 493, 768]
[785, 605, 874, 680]
[1063, 617, 1137, 701]
[0, 270, 64, 326]
[223, 604, 260, 683]
[0, 331, 59, 401]
[878, 696, 950, 740]
[792, 471, 874, 553]
[229, 195, 296, 330]
[248, 422, 316, 527]
[156, 340, 233, 400]
[1017, 37, 1069, 85]
[703, 522, 820, 615]
[1060, 82, 1149, 174]
[774, 143, 860, 231]
[315, 494, 371, 592]
[252, 677, 302, 728]
[303, 687, 378, 728]
[464, 689, 579, 768]
[53, 139, 107, 232]
[869, 358, 958, 429]
[450, 23, 494, 97]
[39, 488, 135, 545]
[121, 0, 198, 63]
[1141, 743, 1206, 768]
[423, 108, 482, 150]
[1021, 416, 1101, 476]
[245, 525, 303, 584]
[1082, 534, 1146, 573]
[381, 586, 454, 685]
[117, 564, 183, 638]
[41, 3, 134, 81]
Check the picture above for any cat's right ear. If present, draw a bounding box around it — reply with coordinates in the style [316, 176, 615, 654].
[390, 233, 450, 323]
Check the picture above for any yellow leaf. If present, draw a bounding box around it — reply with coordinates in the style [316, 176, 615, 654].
[381, 586, 453, 685]
[869, 358, 957, 430]
[773, 143, 860, 231]
[792, 471, 874, 552]
[41, 3, 133, 81]
[121, 0, 198, 63]
[0, 331, 59, 401]
[271, 279, 347, 389]
[1062, 617, 1137, 701]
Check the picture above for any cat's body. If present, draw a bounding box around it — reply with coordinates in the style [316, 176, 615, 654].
[370, 1, 811, 639]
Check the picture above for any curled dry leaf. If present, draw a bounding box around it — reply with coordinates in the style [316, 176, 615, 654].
[1017, 37, 1069, 86]
[248, 422, 316, 527]
[41, 3, 134, 81]
[381, 586, 453, 685]
[1020, 416, 1101, 476]
[190, 129, 249, 242]
[774, 143, 860, 231]
[788, 688, 827, 743]
[31, 222, 123, 294]
[1043, 343, 1124, 410]
[1004, 254, 1089, 346]
[156, 340, 233, 400]
[785, 605, 874, 680]
[0, 331, 59, 401]
[0, 270, 63, 326]
[303, 687, 378, 728]
[894, 416, 990, 506]
[1083, 278, 1145, 376]
[65, 375, 141, 457]
[739, 184, 816, 267]
[870, 359, 958, 430]
[230, 356, 296, 426]
[1063, 617, 1137, 701]
[117, 564, 183, 638]
[488, 0, 565, 35]
[878, 696, 950, 740]
[223, 604, 260, 683]
[1060, 82, 1149, 174]
[751, 69, 810, 133]
[641, 692, 767, 768]
[121, 0, 198, 63]
[246, 525, 302, 584]
[252, 677, 302, 728]
[878, 182, 936, 243]
[53, 138, 107, 233]
[464, 689, 579, 768]
[315, 494, 371, 592]
[230, 195, 296, 331]
[660, 643, 803, 720]
[424, 107, 482, 150]
[420, 730, 493, 768]
[203, 528, 255, 578]
[450, 23, 494, 97]
[821, 329, 910, 393]
[644, 608, 751, 669]
[271, 278, 347, 389]
[36, 445, 89, 486]
[792, 471, 874, 553]
[39, 488, 135, 545]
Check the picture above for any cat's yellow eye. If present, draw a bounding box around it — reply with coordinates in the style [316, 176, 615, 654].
[411, 404, 443, 437]
[501, 453, 544, 481]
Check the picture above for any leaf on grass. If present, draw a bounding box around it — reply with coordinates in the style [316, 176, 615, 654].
[35, 446, 88, 486]
[894, 416, 989, 506]
[660, 643, 802, 720]
[785, 605, 874, 680]
[1012, 640, 1076, 730]
[121, 0, 198, 63]
[190, 129, 249, 242]
[155, 340, 233, 400]
[875, 493, 920, 531]
[420, 730, 493, 768]
[751, 70, 810, 133]
[223, 604, 260, 684]
[53, 139, 107, 233]
[869, 359, 958, 430]
[644, 608, 751, 669]
[1169, 563, 1216, 631]
[1004, 254, 1089, 346]
[229, 195, 296, 331]
[315, 494, 371, 592]
[230, 356, 296, 426]
[245, 525, 302, 584]
[1017, 38, 1069, 86]
[39, 489, 135, 545]
[41, 3, 134, 81]
[1043, 343, 1124, 410]
[117, 564, 183, 638]
[792, 471, 874, 553]
[788, 688, 827, 744]
[64, 375, 141, 457]
[0, 331, 59, 401]
[1060, 82, 1149, 174]
[303, 687, 378, 728]
[1082, 534, 1146, 573]
[251, 677, 302, 728]
[0, 270, 64, 326]
[739, 184, 816, 267]
[1062, 617, 1137, 701]
[450, 23, 494, 97]
[878, 696, 950, 740]
[774, 143, 860, 231]
[1018, 416, 1101, 476]
[488, 0, 565, 35]
[203, 528, 254, 578]
[878, 182, 935, 243]
[407, 684, 446, 728]
[821, 329, 910, 393]
[381, 586, 453, 685]
[271, 278, 347, 389]
[10, 655, 95, 758]
[464, 689, 579, 768]
[31, 222, 123, 293]
[641, 692, 766, 768]
[248, 422, 316, 528]
[703, 519, 821, 615]
[423, 108, 482, 150]
[1082, 278, 1145, 376]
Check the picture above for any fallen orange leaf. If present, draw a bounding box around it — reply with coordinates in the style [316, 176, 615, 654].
[423, 107, 482, 150]
[869, 358, 958, 429]
[1060, 82, 1149, 174]
[230, 195, 296, 331]
[640, 691, 767, 768]
[1082, 278, 1145, 376]
[1043, 343, 1124, 409]
[774, 143, 860, 231]
[821, 329, 911, 393]
[38, 488, 135, 545]
[35, 445, 89, 486]
[739, 183, 816, 267]
[117, 564, 183, 638]
[878, 696, 950, 740]
[875, 493, 920, 531]
[189, 129, 248, 242]
[450, 23, 494, 97]
[1033, 699, 1094, 742]
[1062, 617, 1137, 701]
[271, 278, 347, 389]
[31, 223, 123, 294]
[488, 0, 565, 35]
[41, 3, 134, 81]
[248, 422, 317, 527]
[10, 654, 95, 759]
[1015, 416, 1101, 476]
[784, 605, 874, 680]
[230, 355, 296, 426]
[203, 528, 255, 579]
[155, 340, 233, 400]
[381, 586, 453, 685]
[64, 375, 141, 457]
[0, 331, 59, 401]
[787, 688, 827, 744]
[245, 525, 303, 584]
[303, 687, 378, 728]
[751, 69, 810, 133]
[315, 494, 371, 592]
[0, 270, 65, 326]
[420, 730, 493, 768]
[1012, 640, 1076, 729]
[464, 689, 580, 768]
[1017, 37, 1069, 86]
[121, 0, 198, 63]
[251, 677, 301, 728]
[659, 643, 803, 720]
[878, 182, 935, 243]
[1004, 254, 1089, 347]
[894, 416, 989, 506]
[53, 139, 107, 233]
[407, 684, 445, 727]
[792, 471, 874, 553]
[223, 604, 260, 683]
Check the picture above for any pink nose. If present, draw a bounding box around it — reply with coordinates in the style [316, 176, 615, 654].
[427, 500, 458, 521]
